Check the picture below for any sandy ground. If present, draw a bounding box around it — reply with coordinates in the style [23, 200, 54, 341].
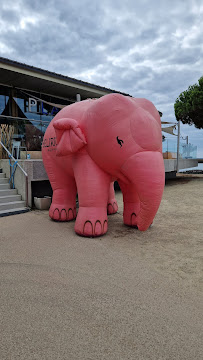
[0, 176, 203, 359]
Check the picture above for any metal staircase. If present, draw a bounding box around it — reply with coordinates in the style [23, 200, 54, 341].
[0, 168, 29, 217]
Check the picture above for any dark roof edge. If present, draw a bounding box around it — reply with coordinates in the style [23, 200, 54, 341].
[0, 56, 131, 97]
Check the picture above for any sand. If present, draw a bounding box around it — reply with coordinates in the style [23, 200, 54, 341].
[114, 176, 203, 294]
[0, 176, 202, 359]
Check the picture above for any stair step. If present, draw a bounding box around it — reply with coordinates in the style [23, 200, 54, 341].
[0, 184, 10, 190]
[0, 195, 22, 203]
[0, 201, 26, 211]
[0, 169, 29, 217]
[0, 178, 9, 184]
[0, 207, 29, 217]
[0, 189, 18, 196]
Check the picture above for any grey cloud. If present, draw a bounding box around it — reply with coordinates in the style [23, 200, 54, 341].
[1, 9, 20, 23]
[169, 52, 200, 65]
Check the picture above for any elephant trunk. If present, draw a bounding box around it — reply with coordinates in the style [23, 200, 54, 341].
[121, 151, 165, 231]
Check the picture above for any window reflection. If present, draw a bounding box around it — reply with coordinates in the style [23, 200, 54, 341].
[0, 85, 72, 155]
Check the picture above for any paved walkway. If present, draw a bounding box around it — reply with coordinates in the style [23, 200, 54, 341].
[0, 178, 203, 359]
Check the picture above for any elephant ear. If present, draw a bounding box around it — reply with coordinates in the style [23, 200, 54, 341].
[53, 118, 87, 156]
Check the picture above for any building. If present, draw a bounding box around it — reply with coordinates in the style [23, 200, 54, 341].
[0, 57, 131, 158]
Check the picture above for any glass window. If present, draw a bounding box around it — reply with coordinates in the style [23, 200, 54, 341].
[0, 84, 73, 153]
[0, 95, 5, 114]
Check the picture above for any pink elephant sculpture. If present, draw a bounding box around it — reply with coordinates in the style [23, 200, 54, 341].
[42, 93, 165, 237]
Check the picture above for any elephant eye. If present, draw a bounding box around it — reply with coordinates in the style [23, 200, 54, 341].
[116, 136, 124, 147]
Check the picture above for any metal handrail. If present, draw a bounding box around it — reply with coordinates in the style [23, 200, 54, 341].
[0, 140, 29, 207]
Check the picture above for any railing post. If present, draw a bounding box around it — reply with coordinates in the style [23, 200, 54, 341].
[26, 175, 29, 208]
[177, 120, 180, 172]
[76, 94, 81, 102]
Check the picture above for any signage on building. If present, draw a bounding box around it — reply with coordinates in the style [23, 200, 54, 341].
[27, 97, 60, 116]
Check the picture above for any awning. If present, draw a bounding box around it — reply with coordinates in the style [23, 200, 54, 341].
[161, 125, 177, 135]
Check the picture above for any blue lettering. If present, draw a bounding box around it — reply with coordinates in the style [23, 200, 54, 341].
[42, 102, 48, 115]
[51, 106, 59, 115]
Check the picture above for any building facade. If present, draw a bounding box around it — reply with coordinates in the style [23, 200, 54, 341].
[0, 57, 130, 158]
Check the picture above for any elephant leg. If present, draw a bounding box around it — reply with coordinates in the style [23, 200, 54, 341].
[107, 182, 118, 215]
[48, 165, 77, 221]
[118, 179, 140, 228]
[73, 152, 110, 237]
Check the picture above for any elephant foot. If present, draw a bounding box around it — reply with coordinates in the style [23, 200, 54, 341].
[75, 207, 108, 237]
[123, 202, 140, 229]
[49, 203, 76, 221]
[107, 199, 118, 215]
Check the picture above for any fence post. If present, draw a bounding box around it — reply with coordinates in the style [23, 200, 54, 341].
[177, 121, 180, 172]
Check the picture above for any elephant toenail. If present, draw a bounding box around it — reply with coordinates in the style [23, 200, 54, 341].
[68, 208, 74, 220]
[61, 209, 67, 221]
[103, 220, 108, 233]
[107, 203, 114, 213]
[94, 220, 102, 236]
[83, 220, 93, 236]
[53, 208, 60, 220]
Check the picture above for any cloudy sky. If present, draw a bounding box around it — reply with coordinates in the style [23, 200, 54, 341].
[0, 0, 203, 157]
